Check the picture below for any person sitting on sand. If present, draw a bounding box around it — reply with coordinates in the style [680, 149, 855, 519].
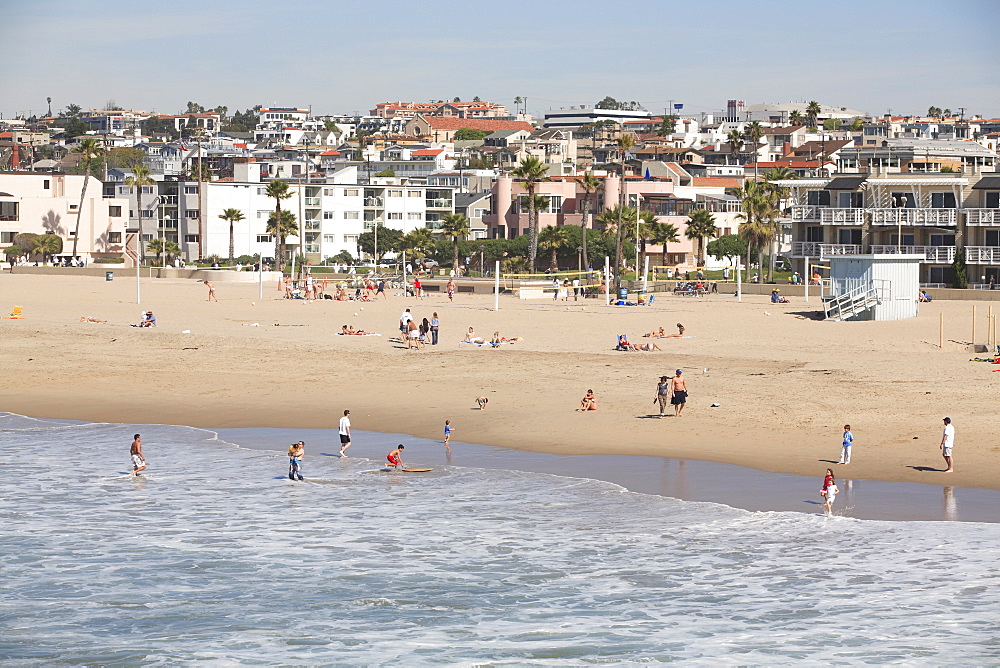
[770, 289, 789, 304]
[617, 334, 637, 351]
[490, 331, 502, 347]
[139, 311, 156, 327]
[677, 323, 685, 336]
[919, 290, 932, 303]
[577, 389, 598, 411]
[464, 327, 485, 344]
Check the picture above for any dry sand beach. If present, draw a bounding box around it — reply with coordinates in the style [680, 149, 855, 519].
[1, 272, 998, 492]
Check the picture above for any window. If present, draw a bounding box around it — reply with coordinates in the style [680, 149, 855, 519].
[323, 188, 335, 197]
[141, 234, 153, 242]
[930, 234, 955, 247]
[257, 187, 266, 195]
[931, 192, 957, 209]
[257, 235, 273, 242]
[889, 234, 915, 245]
[186, 211, 199, 218]
[837, 192, 863, 208]
[107, 232, 122, 244]
[387, 190, 403, 197]
[343, 234, 359, 246]
[109, 205, 122, 217]
[408, 190, 422, 198]
[890, 192, 915, 208]
[141, 210, 154, 218]
[323, 211, 335, 219]
[806, 190, 831, 206]
[985, 230, 1000, 246]
[1, 231, 15, 243]
[185, 186, 198, 194]
[364, 211, 376, 222]
[184, 234, 200, 243]
[69, 203, 78, 211]
[408, 212, 422, 220]
[43, 179, 50, 189]
[805, 226, 824, 242]
[0, 201, 20, 221]
[838, 229, 861, 245]
[323, 235, 336, 243]
[930, 266, 953, 284]
[142, 186, 154, 194]
[473, 208, 488, 219]
[344, 189, 359, 197]
[985, 192, 1000, 208]
[344, 211, 359, 219]
[387, 212, 402, 220]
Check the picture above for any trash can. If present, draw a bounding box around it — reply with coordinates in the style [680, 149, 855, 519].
[618, 287, 628, 301]
[105, 271, 114, 281]
[637, 290, 647, 305]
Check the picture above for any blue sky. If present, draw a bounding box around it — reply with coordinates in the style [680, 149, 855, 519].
[2, 0, 998, 120]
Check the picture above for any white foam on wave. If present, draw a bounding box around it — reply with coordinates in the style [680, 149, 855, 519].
[1, 418, 998, 664]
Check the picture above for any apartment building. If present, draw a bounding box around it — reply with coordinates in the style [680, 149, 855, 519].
[0, 172, 130, 262]
[782, 163, 1000, 284]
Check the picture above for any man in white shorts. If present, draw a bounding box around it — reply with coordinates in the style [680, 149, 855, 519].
[940, 417, 955, 472]
[130, 433, 147, 476]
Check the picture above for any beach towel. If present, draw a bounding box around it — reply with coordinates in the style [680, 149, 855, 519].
[5, 306, 23, 319]
[338, 332, 382, 336]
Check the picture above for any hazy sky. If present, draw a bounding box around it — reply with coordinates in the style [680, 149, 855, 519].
[2, 0, 998, 121]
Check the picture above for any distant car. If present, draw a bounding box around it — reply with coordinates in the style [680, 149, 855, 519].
[417, 258, 439, 267]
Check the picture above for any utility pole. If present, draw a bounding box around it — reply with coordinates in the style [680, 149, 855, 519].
[196, 134, 203, 261]
[958, 107, 966, 122]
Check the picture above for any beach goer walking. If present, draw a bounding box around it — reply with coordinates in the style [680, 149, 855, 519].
[444, 420, 452, 447]
[447, 278, 456, 302]
[407, 319, 420, 349]
[288, 441, 304, 481]
[940, 417, 955, 472]
[338, 410, 352, 457]
[670, 369, 687, 417]
[204, 280, 218, 302]
[430, 312, 440, 345]
[572, 277, 580, 300]
[820, 468, 839, 516]
[376, 279, 386, 299]
[130, 434, 146, 476]
[387, 445, 404, 469]
[476, 396, 489, 410]
[655, 375, 671, 416]
[839, 425, 853, 464]
[400, 308, 412, 337]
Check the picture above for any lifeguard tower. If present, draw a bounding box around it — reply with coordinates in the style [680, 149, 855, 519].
[824, 254, 923, 321]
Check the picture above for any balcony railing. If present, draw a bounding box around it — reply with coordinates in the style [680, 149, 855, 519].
[870, 208, 957, 226]
[819, 208, 864, 225]
[965, 209, 1000, 226]
[426, 198, 453, 208]
[871, 245, 956, 263]
[790, 242, 862, 257]
[161, 195, 178, 205]
[304, 220, 321, 231]
[304, 197, 321, 206]
[364, 197, 384, 207]
[966, 246, 1000, 263]
[790, 205, 819, 221]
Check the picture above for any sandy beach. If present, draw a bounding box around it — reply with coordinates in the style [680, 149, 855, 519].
[1, 272, 998, 492]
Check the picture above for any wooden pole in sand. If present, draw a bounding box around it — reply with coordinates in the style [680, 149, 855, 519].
[604, 256, 610, 306]
[804, 257, 809, 302]
[972, 305, 976, 346]
[494, 260, 500, 311]
[642, 255, 649, 294]
[736, 255, 742, 302]
[939, 312, 944, 349]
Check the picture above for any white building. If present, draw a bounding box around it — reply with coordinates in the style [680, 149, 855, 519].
[0, 173, 130, 262]
[543, 106, 651, 129]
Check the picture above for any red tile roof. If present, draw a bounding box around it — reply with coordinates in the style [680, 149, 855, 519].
[320, 150, 341, 156]
[692, 177, 742, 188]
[411, 149, 443, 156]
[420, 116, 534, 133]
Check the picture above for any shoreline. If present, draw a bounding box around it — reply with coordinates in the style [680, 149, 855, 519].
[2, 273, 998, 497]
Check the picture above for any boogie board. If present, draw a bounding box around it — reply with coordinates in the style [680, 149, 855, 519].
[377, 467, 433, 473]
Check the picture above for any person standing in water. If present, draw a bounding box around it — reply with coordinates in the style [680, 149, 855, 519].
[820, 469, 839, 516]
[130, 434, 146, 476]
[338, 410, 352, 457]
[443, 420, 452, 447]
[288, 441, 305, 481]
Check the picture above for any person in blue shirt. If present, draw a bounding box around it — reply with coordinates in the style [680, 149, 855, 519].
[443, 420, 452, 448]
[839, 425, 853, 465]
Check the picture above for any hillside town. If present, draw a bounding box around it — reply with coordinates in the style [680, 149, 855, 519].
[2, 96, 999, 286]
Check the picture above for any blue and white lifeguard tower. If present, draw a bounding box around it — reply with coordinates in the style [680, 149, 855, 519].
[824, 254, 923, 321]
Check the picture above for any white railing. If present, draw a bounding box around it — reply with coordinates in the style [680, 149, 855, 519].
[871, 245, 956, 263]
[966, 246, 1000, 263]
[426, 198, 452, 208]
[790, 205, 819, 221]
[790, 242, 861, 257]
[304, 197, 321, 206]
[364, 197, 384, 207]
[869, 208, 957, 226]
[966, 209, 1000, 226]
[819, 208, 865, 225]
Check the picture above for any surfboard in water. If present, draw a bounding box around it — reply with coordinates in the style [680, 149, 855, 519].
[376, 467, 433, 473]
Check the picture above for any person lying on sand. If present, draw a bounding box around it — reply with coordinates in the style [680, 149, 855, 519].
[80, 316, 107, 323]
[636, 342, 662, 351]
[341, 324, 376, 336]
[463, 327, 485, 344]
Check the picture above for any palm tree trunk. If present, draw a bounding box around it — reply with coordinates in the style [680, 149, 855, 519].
[136, 189, 144, 265]
[526, 184, 537, 272]
[757, 248, 764, 283]
[453, 239, 459, 275]
[580, 198, 590, 271]
[274, 203, 282, 269]
[72, 170, 89, 257]
[229, 222, 235, 264]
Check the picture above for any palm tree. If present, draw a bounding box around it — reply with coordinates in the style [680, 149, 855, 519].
[513, 96, 523, 114]
[511, 156, 548, 272]
[219, 208, 245, 264]
[736, 180, 780, 282]
[125, 163, 154, 264]
[146, 237, 181, 267]
[806, 101, 822, 128]
[647, 220, 680, 269]
[187, 162, 212, 181]
[597, 204, 637, 278]
[538, 224, 569, 271]
[685, 209, 718, 267]
[614, 134, 636, 287]
[34, 233, 63, 262]
[438, 213, 471, 272]
[265, 180, 293, 268]
[400, 227, 435, 259]
[743, 121, 765, 176]
[71, 137, 104, 257]
[726, 129, 744, 165]
[574, 170, 601, 271]
[788, 110, 804, 126]
[266, 209, 298, 268]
